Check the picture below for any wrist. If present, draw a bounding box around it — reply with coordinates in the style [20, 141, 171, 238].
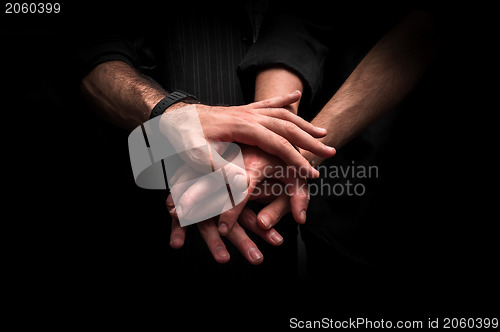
[164, 97, 200, 112]
[254, 66, 304, 115]
[144, 92, 167, 116]
[149, 91, 198, 119]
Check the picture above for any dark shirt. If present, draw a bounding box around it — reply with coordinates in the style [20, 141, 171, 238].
[75, 1, 329, 282]
[75, 2, 327, 107]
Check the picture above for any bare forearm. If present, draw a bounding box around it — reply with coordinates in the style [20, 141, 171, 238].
[303, 11, 437, 165]
[254, 65, 304, 114]
[80, 60, 167, 130]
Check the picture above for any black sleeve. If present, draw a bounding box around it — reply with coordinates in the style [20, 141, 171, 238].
[73, 34, 139, 79]
[70, 2, 162, 81]
[71, 14, 157, 82]
[237, 11, 329, 107]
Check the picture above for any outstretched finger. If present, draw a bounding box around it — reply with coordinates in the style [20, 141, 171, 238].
[198, 219, 231, 264]
[275, 174, 309, 225]
[256, 193, 291, 230]
[217, 196, 248, 236]
[169, 216, 186, 249]
[225, 222, 264, 265]
[258, 116, 336, 159]
[254, 108, 327, 138]
[248, 91, 327, 138]
[239, 206, 284, 246]
[247, 90, 301, 110]
[236, 125, 320, 179]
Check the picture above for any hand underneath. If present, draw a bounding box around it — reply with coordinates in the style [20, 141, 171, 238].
[172, 145, 310, 232]
[167, 195, 284, 265]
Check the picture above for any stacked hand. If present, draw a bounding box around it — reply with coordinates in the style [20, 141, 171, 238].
[166, 91, 336, 264]
[161, 91, 333, 178]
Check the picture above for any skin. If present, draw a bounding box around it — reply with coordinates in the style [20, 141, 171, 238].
[169, 145, 309, 264]
[167, 68, 311, 264]
[252, 66, 308, 230]
[301, 10, 437, 165]
[80, 60, 334, 265]
[84, 10, 436, 265]
[81, 61, 333, 178]
[170, 10, 437, 264]
[252, 10, 437, 230]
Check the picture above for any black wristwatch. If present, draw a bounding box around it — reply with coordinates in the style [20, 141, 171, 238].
[149, 90, 197, 120]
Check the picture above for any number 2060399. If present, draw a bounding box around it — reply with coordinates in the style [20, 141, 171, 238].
[443, 317, 498, 329]
[5, 3, 60, 14]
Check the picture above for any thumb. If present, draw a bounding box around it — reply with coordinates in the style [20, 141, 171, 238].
[248, 90, 301, 109]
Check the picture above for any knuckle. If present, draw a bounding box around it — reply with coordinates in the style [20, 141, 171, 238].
[296, 190, 310, 203]
[238, 112, 258, 126]
[267, 205, 284, 220]
[275, 108, 288, 118]
[295, 181, 309, 197]
[207, 239, 224, 253]
[282, 119, 297, 134]
[278, 135, 291, 147]
[165, 196, 174, 209]
[261, 99, 273, 108]
[242, 238, 256, 248]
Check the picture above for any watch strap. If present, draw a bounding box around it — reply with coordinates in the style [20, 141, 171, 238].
[149, 90, 197, 120]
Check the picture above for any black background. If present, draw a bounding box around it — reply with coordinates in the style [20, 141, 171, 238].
[2, 1, 498, 329]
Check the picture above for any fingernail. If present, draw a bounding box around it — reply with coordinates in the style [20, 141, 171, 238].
[291, 90, 300, 95]
[325, 145, 336, 154]
[248, 247, 263, 261]
[312, 167, 320, 178]
[316, 127, 327, 133]
[270, 231, 283, 244]
[168, 207, 176, 215]
[215, 245, 228, 258]
[259, 214, 271, 229]
[301, 210, 307, 223]
[218, 222, 228, 235]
